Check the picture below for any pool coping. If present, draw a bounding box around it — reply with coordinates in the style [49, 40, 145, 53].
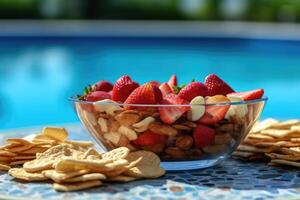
[1, 20, 300, 40]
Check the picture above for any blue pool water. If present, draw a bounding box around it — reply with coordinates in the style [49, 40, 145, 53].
[0, 36, 300, 130]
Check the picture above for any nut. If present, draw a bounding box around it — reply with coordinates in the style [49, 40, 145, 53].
[83, 110, 98, 126]
[98, 118, 108, 133]
[116, 135, 129, 147]
[182, 121, 197, 128]
[115, 110, 142, 126]
[93, 99, 123, 116]
[175, 136, 194, 150]
[186, 148, 203, 158]
[133, 117, 155, 132]
[165, 147, 186, 159]
[118, 126, 138, 141]
[141, 143, 165, 154]
[149, 122, 178, 137]
[172, 124, 192, 131]
[103, 132, 121, 145]
[214, 134, 232, 145]
[187, 96, 205, 121]
[202, 144, 227, 155]
[216, 123, 234, 132]
[107, 118, 120, 132]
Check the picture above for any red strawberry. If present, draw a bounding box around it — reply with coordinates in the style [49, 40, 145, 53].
[124, 83, 162, 110]
[198, 95, 230, 125]
[84, 91, 111, 102]
[168, 74, 177, 88]
[178, 82, 208, 101]
[227, 89, 264, 101]
[133, 130, 167, 146]
[94, 80, 113, 92]
[112, 75, 139, 102]
[149, 81, 160, 87]
[159, 93, 190, 124]
[205, 74, 234, 96]
[159, 82, 173, 97]
[193, 124, 215, 148]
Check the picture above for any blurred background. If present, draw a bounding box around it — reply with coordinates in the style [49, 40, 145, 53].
[1, 0, 300, 130]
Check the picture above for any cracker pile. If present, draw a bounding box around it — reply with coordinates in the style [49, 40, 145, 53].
[0, 127, 93, 171]
[233, 118, 300, 167]
[0, 127, 165, 192]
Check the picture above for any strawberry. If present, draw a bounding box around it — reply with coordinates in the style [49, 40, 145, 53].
[112, 75, 139, 102]
[133, 130, 167, 146]
[159, 93, 190, 124]
[124, 83, 162, 110]
[178, 82, 208, 101]
[198, 95, 230, 125]
[205, 74, 234, 96]
[84, 91, 111, 102]
[94, 80, 113, 92]
[193, 124, 215, 148]
[149, 81, 160, 87]
[227, 89, 264, 101]
[159, 82, 173, 97]
[168, 74, 177, 88]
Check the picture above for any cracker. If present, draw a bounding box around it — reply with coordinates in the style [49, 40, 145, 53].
[260, 129, 300, 138]
[0, 156, 12, 162]
[9, 168, 48, 181]
[12, 155, 36, 160]
[251, 118, 278, 133]
[42, 127, 68, 142]
[64, 140, 94, 148]
[55, 158, 113, 172]
[291, 125, 300, 132]
[53, 180, 102, 192]
[64, 173, 106, 183]
[6, 138, 32, 146]
[247, 133, 275, 140]
[102, 147, 130, 160]
[10, 160, 31, 166]
[0, 150, 17, 157]
[270, 159, 300, 168]
[123, 151, 165, 178]
[0, 163, 10, 171]
[266, 153, 300, 161]
[83, 148, 102, 159]
[104, 156, 142, 177]
[107, 175, 140, 182]
[20, 146, 49, 155]
[6, 144, 34, 153]
[42, 169, 90, 183]
[280, 148, 300, 156]
[270, 119, 300, 129]
[237, 144, 277, 153]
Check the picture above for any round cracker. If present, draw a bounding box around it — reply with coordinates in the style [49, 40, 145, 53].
[53, 180, 102, 192]
[102, 147, 130, 160]
[64, 173, 106, 183]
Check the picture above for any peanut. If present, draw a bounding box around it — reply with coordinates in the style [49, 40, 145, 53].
[142, 143, 165, 154]
[149, 122, 178, 137]
[118, 126, 138, 141]
[165, 147, 186, 159]
[176, 136, 194, 150]
[115, 110, 142, 126]
[107, 118, 120, 133]
[132, 117, 155, 132]
[172, 124, 192, 131]
[103, 132, 121, 145]
[214, 134, 232, 145]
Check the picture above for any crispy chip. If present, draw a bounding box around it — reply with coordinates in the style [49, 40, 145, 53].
[260, 129, 300, 138]
[0, 150, 17, 157]
[20, 146, 49, 155]
[270, 159, 300, 168]
[42, 169, 90, 183]
[9, 168, 48, 181]
[53, 180, 102, 192]
[266, 153, 300, 161]
[42, 127, 68, 142]
[64, 140, 94, 148]
[280, 148, 300, 156]
[12, 155, 36, 160]
[55, 158, 112, 172]
[251, 118, 279, 133]
[237, 144, 277, 153]
[102, 147, 130, 160]
[0, 163, 10, 171]
[10, 160, 31, 166]
[270, 119, 300, 129]
[104, 156, 142, 177]
[64, 173, 106, 183]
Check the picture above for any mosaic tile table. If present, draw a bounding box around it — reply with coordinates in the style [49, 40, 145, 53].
[0, 124, 300, 200]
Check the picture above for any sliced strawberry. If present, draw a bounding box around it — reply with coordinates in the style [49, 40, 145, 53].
[198, 95, 230, 125]
[159, 93, 190, 124]
[205, 74, 234, 96]
[168, 74, 177, 88]
[124, 83, 162, 110]
[159, 82, 173, 97]
[133, 130, 167, 146]
[112, 75, 139, 102]
[84, 91, 111, 102]
[94, 80, 113, 92]
[227, 89, 264, 101]
[178, 82, 208, 101]
[193, 124, 215, 148]
[149, 81, 160, 87]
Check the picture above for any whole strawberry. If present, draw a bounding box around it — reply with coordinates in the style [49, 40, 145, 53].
[84, 91, 111, 102]
[112, 75, 139, 102]
[178, 82, 208, 101]
[168, 74, 177, 88]
[205, 74, 234, 96]
[124, 83, 162, 110]
[94, 80, 113, 92]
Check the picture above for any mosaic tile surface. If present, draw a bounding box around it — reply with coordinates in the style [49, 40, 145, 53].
[0, 124, 300, 200]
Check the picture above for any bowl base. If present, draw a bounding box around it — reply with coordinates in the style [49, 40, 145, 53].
[161, 156, 227, 171]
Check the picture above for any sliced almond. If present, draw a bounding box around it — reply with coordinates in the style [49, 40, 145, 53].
[187, 96, 205, 121]
[98, 118, 108, 133]
[115, 110, 142, 126]
[132, 117, 155, 132]
[103, 132, 121, 145]
[93, 99, 123, 116]
[118, 126, 137, 141]
[148, 122, 178, 137]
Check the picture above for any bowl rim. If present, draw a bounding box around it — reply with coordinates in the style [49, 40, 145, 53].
[68, 96, 268, 107]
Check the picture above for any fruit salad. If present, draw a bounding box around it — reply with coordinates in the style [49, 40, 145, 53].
[73, 74, 266, 161]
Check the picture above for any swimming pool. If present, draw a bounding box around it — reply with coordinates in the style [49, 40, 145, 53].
[0, 36, 299, 130]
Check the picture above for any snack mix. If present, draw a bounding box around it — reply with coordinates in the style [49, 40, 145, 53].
[74, 74, 265, 161]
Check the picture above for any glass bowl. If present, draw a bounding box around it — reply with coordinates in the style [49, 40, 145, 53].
[69, 97, 267, 170]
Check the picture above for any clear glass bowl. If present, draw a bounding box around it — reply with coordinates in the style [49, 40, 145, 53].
[69, 97, 267, 170]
